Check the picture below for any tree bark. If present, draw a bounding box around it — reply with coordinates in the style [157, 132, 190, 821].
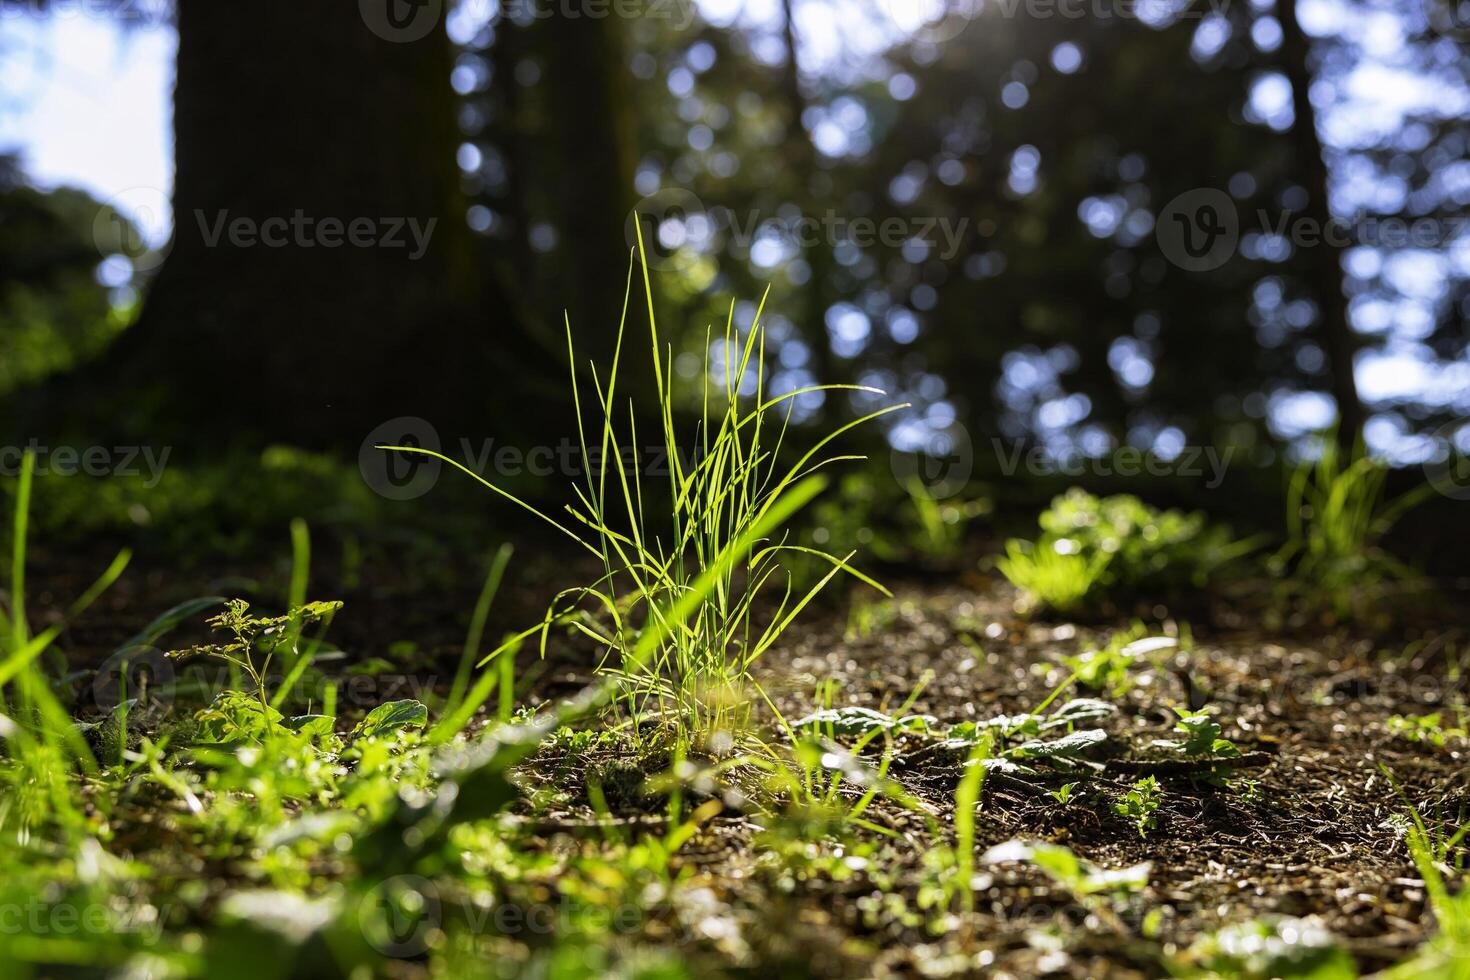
[538, 1, 639, 364]
[39, 0, 508, 450]
[1277, 0, 1366, 448]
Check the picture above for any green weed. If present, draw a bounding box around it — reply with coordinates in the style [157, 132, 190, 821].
[166, 598, 343, 716]
[1115, 776, 1163, 838]
[1001, 489, 1252, 614]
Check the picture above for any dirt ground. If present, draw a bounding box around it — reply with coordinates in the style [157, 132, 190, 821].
[31, 540, 1470, 977]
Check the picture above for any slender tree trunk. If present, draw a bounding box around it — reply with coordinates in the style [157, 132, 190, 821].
[40, 0, 507, 449]
[781, 0, 837, 400]
[1277, 0, 1366, 448]
[539, 1, 639, 362]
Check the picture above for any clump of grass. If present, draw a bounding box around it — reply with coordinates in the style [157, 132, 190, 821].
[384, 229, 902, 739]
[996, 538, 1111, 614]
[1273, 436, 1432, 625]
[999, 488, 1251, 614]
[0, 450, 130, 837]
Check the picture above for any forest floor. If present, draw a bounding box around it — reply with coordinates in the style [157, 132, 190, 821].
[21, 537, 1469, 979]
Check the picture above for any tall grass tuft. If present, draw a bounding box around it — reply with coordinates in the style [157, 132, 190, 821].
[1274, 434, 1431, 623]
[385, 227, 903, 740]
[0, 451, 130, 839]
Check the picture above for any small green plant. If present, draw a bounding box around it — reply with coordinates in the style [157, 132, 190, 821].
[166, 598, 342, 714]
[1115, 776, 1163, 838]
[1180, 915, 1356, 979]
[1001, 489, 1252, 613]
[982, 839, 1150, 909]
[1049, 781, 1081, 805]
[1155, 706, 1240, 758]
[1273, 435, 1432, 624]
[1387, 711, 1466, 748]
[1065, 628, 1177, 696]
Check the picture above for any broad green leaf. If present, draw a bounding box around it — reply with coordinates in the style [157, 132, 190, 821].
[350, 699, 428, 740]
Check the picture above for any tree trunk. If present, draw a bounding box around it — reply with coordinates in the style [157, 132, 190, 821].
[780, 0, 837, 403]
[539, 2, 639, 364]
[44, 0, 508, 450]
[1277, 0, 1366, 448]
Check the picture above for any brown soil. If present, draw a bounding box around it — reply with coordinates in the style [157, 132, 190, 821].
[31, 544, 1470, 977]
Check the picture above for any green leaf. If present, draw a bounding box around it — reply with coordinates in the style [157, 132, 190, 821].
[1007, 728, 1110, 761]
[285, 714, 335, 739]
[791, 706, 935, 737]
[192, 691, 282, 743]
[1043, 698, 1118, 728]
[350, 699, 428, 740]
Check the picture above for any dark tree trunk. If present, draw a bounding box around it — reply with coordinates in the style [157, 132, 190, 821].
[780, 0, 836, 401]
[1278, 0, 1366, 448]
[539, 1, 639, 362]
[38, 0, 510, 450]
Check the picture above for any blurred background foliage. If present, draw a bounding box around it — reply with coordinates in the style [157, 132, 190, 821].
[0, 0, 1466, 556]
